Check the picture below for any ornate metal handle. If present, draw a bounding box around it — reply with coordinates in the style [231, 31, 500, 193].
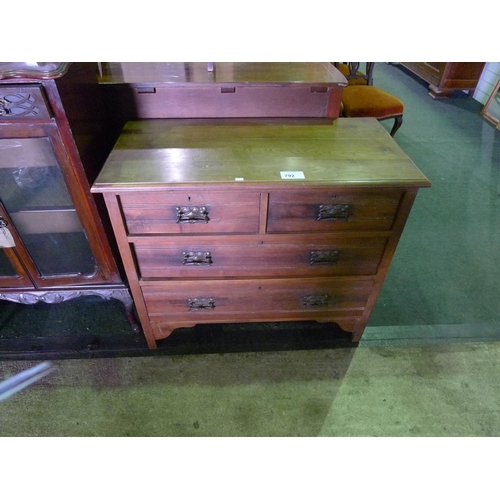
[188, 298, 215, 311]
[317, 204, 351, 221]
[176, 206, 210, 224]
[302, 295, 329, 307]
[309, 250, 339, 265]
[0, 97, 7, 116]
[183, 251, 213, 266]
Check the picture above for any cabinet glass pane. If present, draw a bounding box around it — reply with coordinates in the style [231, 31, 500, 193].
[0, 137, 96, 277]
[0, 250, 18, 277]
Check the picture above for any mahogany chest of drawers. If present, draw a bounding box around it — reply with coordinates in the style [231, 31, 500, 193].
[92, 118, 430, 349]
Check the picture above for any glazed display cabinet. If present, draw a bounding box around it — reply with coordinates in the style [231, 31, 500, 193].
[0, 63, 135, 324]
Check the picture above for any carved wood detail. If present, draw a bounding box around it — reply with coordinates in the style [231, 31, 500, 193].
[0, 93, 39, 117]
[0, 289, 140, 333]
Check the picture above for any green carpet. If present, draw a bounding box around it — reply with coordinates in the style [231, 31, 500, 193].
[2, 340, 500, 436]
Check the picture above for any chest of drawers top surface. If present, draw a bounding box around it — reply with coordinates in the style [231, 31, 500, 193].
[92, 118, 430, 191]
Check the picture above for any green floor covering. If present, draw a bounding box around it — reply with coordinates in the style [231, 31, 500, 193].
[1, 63, 500, 437]
[1, 341, 500, 436]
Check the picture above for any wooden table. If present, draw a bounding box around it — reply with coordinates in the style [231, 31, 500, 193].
[98, 62, 346, 120]
[92, 118, 430, 349]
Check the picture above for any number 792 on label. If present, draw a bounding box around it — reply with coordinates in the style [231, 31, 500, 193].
[280, 171, 305, 179]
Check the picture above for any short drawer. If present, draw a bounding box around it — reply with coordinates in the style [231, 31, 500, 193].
[0, 85, 51, 120]
[132, 234, 387, 279]
[267, 189, 402, 233]
[142, 277, 374, 323]
[120, 190, 261, 235]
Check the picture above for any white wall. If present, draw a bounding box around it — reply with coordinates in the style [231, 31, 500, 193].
[474, 62, 500, 105]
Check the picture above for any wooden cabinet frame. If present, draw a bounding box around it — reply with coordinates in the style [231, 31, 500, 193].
[0, 64, 137, 329]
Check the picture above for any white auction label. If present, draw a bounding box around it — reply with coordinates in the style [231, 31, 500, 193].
[280, 171, 305, 179]
[0, 227, 15, 248]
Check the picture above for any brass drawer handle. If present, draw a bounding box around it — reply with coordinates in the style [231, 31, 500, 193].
[302, 294, 329, 307]
[317, 204, 351, 221]
[188, 298, 215, 311]
[309, 250, 339, 265]
[176, 206, 210, 224]
[183, 251, 213, 266]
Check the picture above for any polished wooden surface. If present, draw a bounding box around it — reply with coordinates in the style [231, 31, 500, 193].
[93, 118, 430, 349]
[93, 118, 429, 190]
[98, 62, 346, 85]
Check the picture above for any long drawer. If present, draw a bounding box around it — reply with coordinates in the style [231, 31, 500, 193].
[142, 277, 373, 323]
[120, 191, 261, 235]
[132, 234, 388, 279]
[267, 189, 403, 233]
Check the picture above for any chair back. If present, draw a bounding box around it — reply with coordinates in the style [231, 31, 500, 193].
[334, 63, 375, 86]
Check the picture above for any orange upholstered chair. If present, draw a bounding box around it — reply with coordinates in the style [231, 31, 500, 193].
[333, 62, 375, 86]
[340, 85, 404, 137]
